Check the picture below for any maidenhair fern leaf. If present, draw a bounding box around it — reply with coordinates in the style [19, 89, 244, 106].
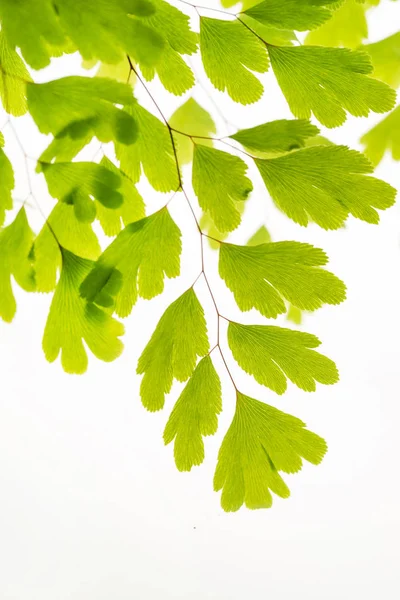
[219, 241, 346, 318]
[228, 322, 338, 394]
[230, 119, 319, 155]
[306, 0, 368, 48]
[0, 31, 32, 116]
[214, 392, 327, 511]
[80, 208, 181, 317]
[164, 356, 222, 472]
[243, 0, 339, 32]
[192, 145, 252, 233]
[255, 144, 396, 229]
[0, 208, 35, 323]
[361, 105, 400, 165]
[116, 103, 179, 192]
[269, 45, 396, 127]
[200, 17, 269, 105]
[43, 249, 124, 374]
[170, 98, 216, 165]
[247, 226, 271, 246]
[0, 139, 14, 227]
[363, 32, 400, 88]
[137, 289, 209, 411]
[27, 77, 138, 146]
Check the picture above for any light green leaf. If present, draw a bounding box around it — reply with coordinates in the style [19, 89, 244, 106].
[170, 97, 216, 165]
[43, 249, 124, 374]
[164, 356, 222, 472]
[214, 392, 327, 511]
[0, 31, 32, 116]
[116, 103, 179, 192]
[287, 304, 303, 325]
[306, 0, 368, 48]
[255, 145, 396, 229]
[96, 157, 145, 236]
[200, 17, 269, 104]
[193, 145, 252, 232]
[80, 208, 181, 317]
[230, 119, 319, 155]
[364, 32, 400, 88]
[269, 45, 396, 127]
[0, 139, 14, 226]
[239, 15, 297, 46]
[220, 241, 346, 318]
[39, 122, 93, 164]
[137, 289, 209, 412]
[40, 161, 123, 222]
[247, 226, 271, 246]
[243, 0, 338, 32]
[33, 202, 101, 293]
[361, 105, 400, 166]
[27, 77, 137, 145]
[228, 322, 338, 394]
[0, 208, 35, 323]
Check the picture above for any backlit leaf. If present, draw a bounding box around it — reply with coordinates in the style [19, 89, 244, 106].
[170, 97, 216, 165]
[306, 0, 368, 48]
[361, 104, 400, 165]
[364, 32, 400, 88]
[0, 138, 14, 226]
[230, 119, 319, 155]
[0, 31, 32, 116]
[243, 0, 339, 32]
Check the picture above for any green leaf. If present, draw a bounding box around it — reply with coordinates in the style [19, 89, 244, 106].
[306, 0, 368, 48]
[200, 17, 269, 104]
[230, 119, 319, 155]
[137, 289, 209, 412]
[247, 226, 271, 246]
[164, 356, 222, 472]
[0, 31, 32, 116]
[33, 202, 101, 293]
[116, 103, 179, 192]
[27, 77, 138, 145]
[287, 304, 303, 325]
[363, 32, 400, 88]
[0, 208, 35, 323]
[239, 15, 297, 46]
[40, 161, 123, 222]
[243, 0, 338, 32]
[96, 157, 145, 236]
[0, 139, 14, 227]
[361, 105, 400, 166]
[170, 97, 216, 165]
[269, 45, 396, 127]
[140, 0, 198, 95]
[193, 145, 252, 232]
[43, 249, 124, 374]
[255, 145, 396, 229]
[219, 241, 346, 318]
[214, 392, 327, 511]
[39, 122, 93, 164]
[228, 322, 338, 394]
[80, 208, 181, 317]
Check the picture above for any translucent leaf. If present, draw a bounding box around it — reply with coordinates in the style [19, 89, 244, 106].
[243, 0, 339, 32]
[0, 139, 14, 227]
[306, 0, 368, 48]
[0, 31, 32, 116]
[269, 45, 396, 127]
[33, 202, 101, 293]
[361, 105, 400, 166]
[287, 304, 303, 325]
[0, 208, 35, 323]
[200, 17, 269, 104]
[164, 356, 222, 472]
[137, 289, 209, 412]
[247, 226, 271, 246]
[214, 392, 327, 511]
[43, 249, 124, 374]
[80, 208, 181, 317]
[364, 32, 400, 88]
[239, 15, 297, 46]
[170, 97, 216, 165]
[27, 77, 138, 145]
[228, 322, 338, 394]
[255, 145, 396, 229]
[96, 157, 145, 237]
[140, 0, 197, 95]
[41, 161, 123, 222]
[116, 104, 179, 192]
[192, 145, 252, 233]
[219, 241, 346, 318]
[39, 122, 93, 164]
[230, 119, 319, 155]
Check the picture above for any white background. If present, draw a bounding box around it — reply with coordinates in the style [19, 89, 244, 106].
[1, 1, 400, 598]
